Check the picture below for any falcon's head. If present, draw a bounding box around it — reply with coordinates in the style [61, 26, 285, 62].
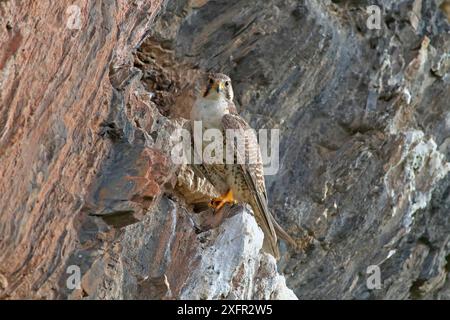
[202, 73, 234, 102]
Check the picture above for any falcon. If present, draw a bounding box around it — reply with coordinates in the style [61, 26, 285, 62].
[189, 73, 295, 259]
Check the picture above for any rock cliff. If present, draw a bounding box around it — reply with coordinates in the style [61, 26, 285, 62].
[0, 0, 449, 299]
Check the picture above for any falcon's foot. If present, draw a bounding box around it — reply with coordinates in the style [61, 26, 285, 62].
[209, 189, 237, 212]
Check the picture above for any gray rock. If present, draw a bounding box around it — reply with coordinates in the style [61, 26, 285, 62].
[77, 0, 450, 300]
[1, 0, 449, 300]
[135, 0, 450, 299]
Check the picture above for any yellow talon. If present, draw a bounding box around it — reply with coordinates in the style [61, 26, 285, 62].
[209, 189, 237, 212]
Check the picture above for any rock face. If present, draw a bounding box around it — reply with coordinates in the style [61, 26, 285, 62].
[0, 0, 449, 300]
[88, 197, 296, 300]
[0, 0, 164, 299]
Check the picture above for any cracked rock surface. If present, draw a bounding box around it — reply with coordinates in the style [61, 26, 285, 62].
[1, 0, 449, 299]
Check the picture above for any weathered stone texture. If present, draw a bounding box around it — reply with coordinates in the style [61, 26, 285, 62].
[1, 0, 449, 300]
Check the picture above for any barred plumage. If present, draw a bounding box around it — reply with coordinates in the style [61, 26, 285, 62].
[190, 73, 295, 259]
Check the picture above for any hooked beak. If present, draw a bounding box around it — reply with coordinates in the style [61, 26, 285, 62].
[216, 82, 225, 93]
[203, 81, 224, 97]
[212, 81, 224, 93]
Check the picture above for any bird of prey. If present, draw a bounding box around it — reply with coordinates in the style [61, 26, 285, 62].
[189, 73, 295, 259]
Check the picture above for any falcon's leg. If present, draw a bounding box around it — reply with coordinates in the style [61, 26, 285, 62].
[209, 189, 237, 212]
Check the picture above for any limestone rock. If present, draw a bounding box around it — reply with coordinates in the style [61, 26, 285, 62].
[179, 210, 297, 300]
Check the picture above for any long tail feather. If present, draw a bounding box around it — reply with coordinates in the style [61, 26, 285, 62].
[250, 198, 280, 260]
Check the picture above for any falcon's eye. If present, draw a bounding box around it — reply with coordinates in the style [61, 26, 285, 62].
[225, 81, 230, 87]
[209, 78, 214, 85]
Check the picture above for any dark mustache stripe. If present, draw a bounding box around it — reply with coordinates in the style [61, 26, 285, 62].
[203, 84, 211, 97]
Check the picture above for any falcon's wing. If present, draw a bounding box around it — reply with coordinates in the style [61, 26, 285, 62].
[222, 113, 279, 258]
[221, 113, 267, 198]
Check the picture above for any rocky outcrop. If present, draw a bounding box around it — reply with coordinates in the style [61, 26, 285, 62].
[1, 0, 449, 300]
[0, 0, 295, 299]
[0, 0, 165, 299]
[86, 197, 296, 300]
